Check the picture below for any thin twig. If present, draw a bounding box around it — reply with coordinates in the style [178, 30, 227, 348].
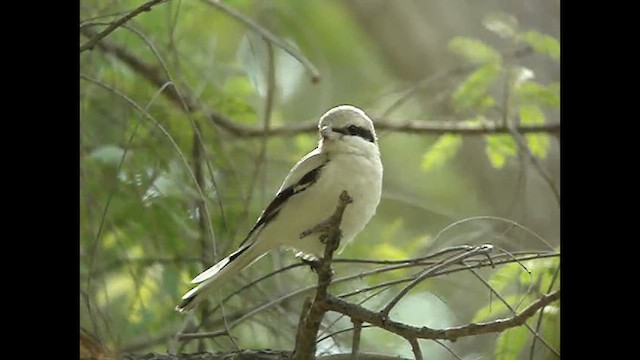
[196, 252, 559, 334]
[80, 0, 169, 53]
[529, 264, 560, 360]
[380, 244, 494, 317]
[202, 0, 320, 83]
[463, 262, 560, 357]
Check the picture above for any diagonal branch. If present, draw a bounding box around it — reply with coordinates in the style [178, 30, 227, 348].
[80, 0, 169, 53]
[201, 0, 320, 82]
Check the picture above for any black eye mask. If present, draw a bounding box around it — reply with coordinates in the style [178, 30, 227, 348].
[333, 124, 375, 143]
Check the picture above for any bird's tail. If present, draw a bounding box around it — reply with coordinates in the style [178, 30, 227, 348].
[175, 241, 269, 313]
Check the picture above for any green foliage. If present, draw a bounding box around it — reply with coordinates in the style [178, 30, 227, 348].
[520, 31, 560, 61]
[485, 134, 517, 168]
[517, 82, 560, 108]
[495, 325, 530, 360]
[472, 255, 560, 358]
[81, 2, 558, 357]
[448, 37, 501, 63]
[421, 134, 462, 171]
[452, 62, 500, 112]
[443, 12, 559, 170]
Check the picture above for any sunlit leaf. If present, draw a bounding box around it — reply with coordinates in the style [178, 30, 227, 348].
[517, 81, 560, 108]
[483, 12, 519, 39]
[489, 263, 523, 293]
[526, 133, 549, 159]
[495, 324, 529, 360]
[519, 104, 545, 125]
[516, 103, 551, 158]
[520, 31, 560, 61]
[371, 242, 408, 261]
[520, 258, 560, 290]
[485, 134, 517, 168]
[421, 134, 462, 171]
[129, 264, 163, 324]
[452, 62, 500, 111]
[448, 36, 501, 63]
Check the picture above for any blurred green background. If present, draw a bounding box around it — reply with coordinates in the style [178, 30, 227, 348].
[80, 0, 560, 359]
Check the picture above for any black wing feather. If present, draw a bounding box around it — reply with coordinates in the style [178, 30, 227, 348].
[237, 163, 326, 248]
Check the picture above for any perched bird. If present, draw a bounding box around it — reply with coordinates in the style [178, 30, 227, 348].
[176, 105, 383, 313]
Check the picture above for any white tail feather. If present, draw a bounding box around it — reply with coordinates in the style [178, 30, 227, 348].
[175, 242, 270, 313]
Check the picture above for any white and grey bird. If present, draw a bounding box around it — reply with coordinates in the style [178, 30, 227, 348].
[176, 105, 383, 313]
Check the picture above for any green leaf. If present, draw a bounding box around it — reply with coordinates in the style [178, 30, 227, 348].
[495, 325, 529, 360]
[485, 134, 517, 168]
[519, 104, 545, 125]
[519, 105, 549, 159]
[525, 133, 549, 159]
[489, 263, 524, 293]
[483, 12, 519, 39]
[452, 63, 500, 111]
[517, 81, 560, 108]
[448, 37, 501, 63]
[520, 258, 560, 291]
[421, 134, 462, 171]
[520, 31, 560, 61]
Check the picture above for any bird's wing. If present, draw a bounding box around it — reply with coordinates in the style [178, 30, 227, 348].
[237, 148, 328, 248]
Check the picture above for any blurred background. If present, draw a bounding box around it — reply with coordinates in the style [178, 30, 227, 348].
[80, 0, 560, 359]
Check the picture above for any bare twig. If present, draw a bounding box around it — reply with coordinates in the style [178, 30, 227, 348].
[380, 244, 494, 317]
[529, 264, 560, 360]
[463, 263, 560, 357]
[323, 290, 560, 342]
[195, 251, 559, 334]
[80, 0, 169, 53]
[201, 0, 320, 83]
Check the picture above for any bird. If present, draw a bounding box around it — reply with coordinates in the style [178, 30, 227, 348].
[175, 105, 383, 313]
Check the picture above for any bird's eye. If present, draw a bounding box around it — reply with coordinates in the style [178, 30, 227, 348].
[347, 125, 359, 135]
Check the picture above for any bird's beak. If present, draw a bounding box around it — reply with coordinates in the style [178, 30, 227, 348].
[321, 125, 336, 140]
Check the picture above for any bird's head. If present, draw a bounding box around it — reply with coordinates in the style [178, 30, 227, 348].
[318, 105, 379, 157]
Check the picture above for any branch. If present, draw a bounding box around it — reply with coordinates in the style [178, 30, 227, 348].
[81, 32, 560, 139]
[80, 0, 169, 53]
[322, 289, 560, 342]
[293, 191, 353, 360]
[120, 350, 292, 359]
[201, 0, 320, 83]
[380, 244, 494, 317]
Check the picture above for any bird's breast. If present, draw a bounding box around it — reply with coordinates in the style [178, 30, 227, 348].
[261, 153, 382, 258]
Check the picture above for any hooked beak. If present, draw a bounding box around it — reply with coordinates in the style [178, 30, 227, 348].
[321, 125, 338, 140]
